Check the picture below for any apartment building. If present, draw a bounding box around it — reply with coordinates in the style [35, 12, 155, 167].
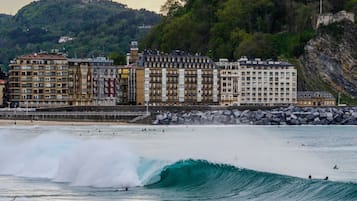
[217, 59, 240, 106]
[8, 53, 69, 108]
[139, 50, 219, 106]
[68, 58, 94, 106]
[217, 57, 297, 106]
[116, 41, 143, 105]
[91, 57, 117, 106]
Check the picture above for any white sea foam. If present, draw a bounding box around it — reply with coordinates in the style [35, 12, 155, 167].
[0, 131, 165, 188]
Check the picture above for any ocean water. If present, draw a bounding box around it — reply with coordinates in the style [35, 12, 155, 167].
[0, 124, 356, 201]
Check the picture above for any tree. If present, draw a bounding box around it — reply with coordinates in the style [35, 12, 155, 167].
[160, 0, 186, 16]
[108, 52, 126, 65]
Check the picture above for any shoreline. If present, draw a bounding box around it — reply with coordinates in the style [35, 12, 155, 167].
[0, 119, 129, 126]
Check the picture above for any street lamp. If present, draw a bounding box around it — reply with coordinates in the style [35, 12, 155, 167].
[146, 101, 149, 116]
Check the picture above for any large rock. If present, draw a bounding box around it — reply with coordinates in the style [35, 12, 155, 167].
[300, 21, 357, 98]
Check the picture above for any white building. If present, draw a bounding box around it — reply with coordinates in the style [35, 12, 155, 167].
[217, 57, 297, 106]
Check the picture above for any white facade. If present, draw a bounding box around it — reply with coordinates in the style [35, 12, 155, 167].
[144, 68, 150, 102]
[197, 69, 203, 102]
[178, 69, 185, 103]
[162, 68, 167, 102]
[217, 57, 297, 106]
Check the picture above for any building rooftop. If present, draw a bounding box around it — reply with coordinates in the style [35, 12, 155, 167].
[68, 57, 113, 63]
[143, 50, 208, 58]
[17, 52, 67, 60]
[238, 57, 293, 67]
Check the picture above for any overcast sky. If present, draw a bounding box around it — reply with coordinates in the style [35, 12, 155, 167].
[0, 0, 166, 15]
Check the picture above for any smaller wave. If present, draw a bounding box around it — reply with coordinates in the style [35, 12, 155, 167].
[147, 160, 357, 201]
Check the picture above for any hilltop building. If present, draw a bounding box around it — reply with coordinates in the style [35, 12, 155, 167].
[297, 91, 336, 107]
[316, 10, 355, 29]
[217, 57, 297, 106]
[138, 50, 219, 106]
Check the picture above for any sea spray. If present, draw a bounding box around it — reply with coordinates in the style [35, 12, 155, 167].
[0, 133, 165, 188]
[54, 140, 141, 187]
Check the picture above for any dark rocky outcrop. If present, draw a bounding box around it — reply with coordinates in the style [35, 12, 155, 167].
[299, 21, 357, 97]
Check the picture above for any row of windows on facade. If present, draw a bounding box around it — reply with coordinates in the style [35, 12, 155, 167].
[232, 81, 297, 86]
[239, 78, 296, 82]
[150, 84, 214, 89]
[144, 62, 215, 69]
[144, 56, 212, 64]
[12, 65, 115, 73]
[18, 88, 67, 93]
[239, 82, 297, 88]
[149, 69, 214, 74]
[9, 100, 69, 105]
[239, 92, 296, 97]
[221, 65, 294, 70]
[240, 98, 296, 102]
[15, 95, 68, 100]
[240, 87, 296, 91]
[150, 77, 215, 83]
[222, 71, 297, 77]
[17, 60, 66, 65]
[12, 65, 68, 70]
[11, 71, 69, 76]
[150, 91, 214, 96]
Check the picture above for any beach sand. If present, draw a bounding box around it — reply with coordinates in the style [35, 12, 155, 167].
[0, 119, 128, 126]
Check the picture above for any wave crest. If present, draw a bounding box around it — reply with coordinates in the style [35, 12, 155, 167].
[148, 159, 357, 200]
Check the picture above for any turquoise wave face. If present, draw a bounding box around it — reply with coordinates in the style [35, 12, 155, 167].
[147, 160, 357, 201]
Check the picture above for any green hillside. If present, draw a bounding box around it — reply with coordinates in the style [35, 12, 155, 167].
[0, 0, 161, 66]
[142, 0, 356, 61]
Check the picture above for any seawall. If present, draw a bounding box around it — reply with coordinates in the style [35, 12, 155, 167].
[154, 106, 357, 125]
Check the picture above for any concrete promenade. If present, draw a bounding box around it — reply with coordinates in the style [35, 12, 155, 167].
[0, 111, 150, 122]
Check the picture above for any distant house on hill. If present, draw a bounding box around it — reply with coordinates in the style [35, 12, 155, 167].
[316, 10, 355, 29]
[58, 36, 74, 44]
[297, 91, 336, 107]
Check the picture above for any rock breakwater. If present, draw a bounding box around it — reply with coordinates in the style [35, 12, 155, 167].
[153, 106, 357, 125]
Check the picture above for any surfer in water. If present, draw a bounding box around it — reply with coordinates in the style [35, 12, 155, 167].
[333, 165, 339, 170]
[308, 175, 312, 179]
[324, 176, 329, 180]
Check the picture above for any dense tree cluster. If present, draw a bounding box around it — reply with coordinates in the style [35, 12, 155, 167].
[142, 0, 357, 61]
[0, 0, 161, 67]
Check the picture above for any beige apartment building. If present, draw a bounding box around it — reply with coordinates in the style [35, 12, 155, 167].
[140, 51, 219, 106]
[68, 57, 117, 106]
[117, 41, 143, 105]
[217, 57, 297, 106]
[0, 80, 5, 106]
[68, 58, 94, 106]
[8, 53, 69, 108]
